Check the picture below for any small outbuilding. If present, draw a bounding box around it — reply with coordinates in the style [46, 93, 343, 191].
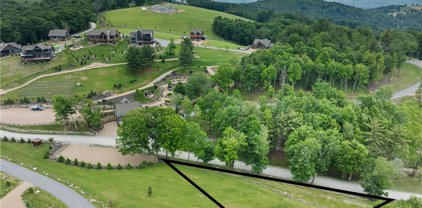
[31, 138, 43, 146]
[250, 39, 273, 49]
[190, 29, 206, 41]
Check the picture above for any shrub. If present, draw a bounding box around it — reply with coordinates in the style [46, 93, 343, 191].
[43, 151, 49, 159]
[80, 161, 86, 168]
[57, 156, 65, 163]
[27, 139, 31, 143]
[65, 158, 71, 165]
[20, 138, 25, 143]
[96, 162, 102, 169]
[138, 163, 146, 169]
[86, 163, 93, 169]
[6, 181, 11, 187]
[147, 186, 152, 197]
[28, 187, 34, 194]
[73, 159, 79, 166]
[107, 163, 113, 170]
[126, 163, 133, 169]
[11, 137, 16, 142]
[117, 164, 123, 170]
[48, 138, 54, 143]
[2, 136, 8, 142]
[49, 145, 53, 150]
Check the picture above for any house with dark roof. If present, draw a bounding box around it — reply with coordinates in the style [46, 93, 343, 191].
[21, 44, 55, 62]
[130, 29, 156, 45]
[86, 29, 120, 44]
[250, 39, 273, 49]
[48, 29, 70, 41]
[0, 42, 22, 57]
[190, 29, 205, 41]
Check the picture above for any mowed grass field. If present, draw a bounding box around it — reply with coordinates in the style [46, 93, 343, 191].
[103, 4, 249, 48]
[3, 62, 178, 100]
[1, 47, 245, 101]
[1, 142, 378, 208]
[22, 187, 66, 208]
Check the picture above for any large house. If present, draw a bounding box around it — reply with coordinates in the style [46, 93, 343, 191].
[190, 29, 205, 41]
[250, 39, 273, 49]
[48, 29, 70, 41]
[130, 29, 156, 45]
[0, 42, 22, 57]
[86, 29, 120, 44]
[21, 44, 55, 62]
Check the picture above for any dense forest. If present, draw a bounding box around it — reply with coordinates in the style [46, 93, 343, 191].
[187, 0, 422, 31]
[1, 0, 94, 44]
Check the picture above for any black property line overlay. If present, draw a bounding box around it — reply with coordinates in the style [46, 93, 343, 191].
[162, 158, 395, 208]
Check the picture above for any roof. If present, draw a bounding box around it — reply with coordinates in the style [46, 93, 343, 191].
[22, 44, 53, 51]
[130, 29, 154, 38]
[48, 29, 68, 37]
[87, 29, 119, 36]
[252, 39, 273, 48]
[191, 29, 203, 34]
[115, 101, 141, 119]
[0, 42, 22, 51]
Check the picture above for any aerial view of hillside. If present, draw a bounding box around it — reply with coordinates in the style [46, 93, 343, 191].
[0, 0, 421, 207]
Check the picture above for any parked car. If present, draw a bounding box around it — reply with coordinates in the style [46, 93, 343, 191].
[30, 105, 44, 111]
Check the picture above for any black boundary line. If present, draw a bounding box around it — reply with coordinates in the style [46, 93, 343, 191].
[162, 158, 395, 208]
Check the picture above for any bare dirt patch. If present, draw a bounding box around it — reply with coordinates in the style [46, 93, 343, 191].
[0, 108, 56, 125]
[97, 122, 118, 138]
[57, 144, 158, 166]
[79, 76, 89, 81]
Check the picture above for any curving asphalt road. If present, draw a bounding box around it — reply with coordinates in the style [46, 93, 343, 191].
[0, 159, 94, 208]
[1, 129, 421, 200]
[391, 60, 422, 100]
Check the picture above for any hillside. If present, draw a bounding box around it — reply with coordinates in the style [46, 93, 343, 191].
[326, 0, 422, 9]
[187, 0, 422, 31]
[103, 4, 250, 41]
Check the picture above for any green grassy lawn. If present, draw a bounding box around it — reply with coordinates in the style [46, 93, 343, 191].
[0, 54, 69, 89]
[1, 142, 377, 208]
[193, 47, 246, 66]
[103, 4, 247, 49]
[0, 172, 21, 198]
[22, 187, 66, 208]
[135, 86, 161, 103]
[2, 62, 178, 100]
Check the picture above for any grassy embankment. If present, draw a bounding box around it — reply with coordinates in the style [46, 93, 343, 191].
[0, 172, 21, 197]
[102, 4, 249, 49]
[22, 187, 66, 208]
[0, 142, 378, 208]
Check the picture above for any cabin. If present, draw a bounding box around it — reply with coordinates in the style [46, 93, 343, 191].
[250, 39, 273, 49]
[0, 42, 22, 57]
[130, 29, 156, 45]
[48, 29, 70, 41]
[21, 44, 55, 62]
[190, 29, 206, 41]
[86, 29, 120, 44]
[31, 138, 43, 146]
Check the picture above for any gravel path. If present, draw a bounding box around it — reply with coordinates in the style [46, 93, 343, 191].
[0, 159, 94, 208]
[0, 181, 32, 208]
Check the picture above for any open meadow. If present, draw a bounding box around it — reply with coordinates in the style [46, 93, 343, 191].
[0, 142, 379, 208]
[103, 4, 248, 49]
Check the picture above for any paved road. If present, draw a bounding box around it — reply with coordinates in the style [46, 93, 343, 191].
[196, 45, 252, 54]
[73, 22, 96, 36]
[0, 159, 94, 208]
[391, 59, 422, 99]
[0, 62, 127, 96]
[1, 129, 421, 200]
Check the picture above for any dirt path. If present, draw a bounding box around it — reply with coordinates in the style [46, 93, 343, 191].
[96, 122, 118, 137]
[57, 144, 157, 166]
[0, 181, 32, 208]
[0, 62, 127, 96]
[0, 107, 82, 125]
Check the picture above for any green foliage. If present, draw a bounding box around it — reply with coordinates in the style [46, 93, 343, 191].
[117, 164, 123, 170]
[215, 127, 246, 168]
[147, 186, 152, 197]
[361, 157, 397, 196]
[79, 99, 103, 130]
[65, 158, 71, 165]
[335, 140, 368, 180]
[173, 82, 185, 95]
[73, 159, 78, 166]
[390, 196, 422, 208]
[184, 72, 212, 99]
[212, 64, 236, 92]
[57, 156, 64, 163]
[96, 162, 103, 169]
[107, 163, 113, 170]
[86, 163, 93, 169]
[126, 45, 155, 71]
[52, 96, 77, 123]
[80, 161, 86, 168]
[179, 38, 194, 66]
[126, 163, 133, 169]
